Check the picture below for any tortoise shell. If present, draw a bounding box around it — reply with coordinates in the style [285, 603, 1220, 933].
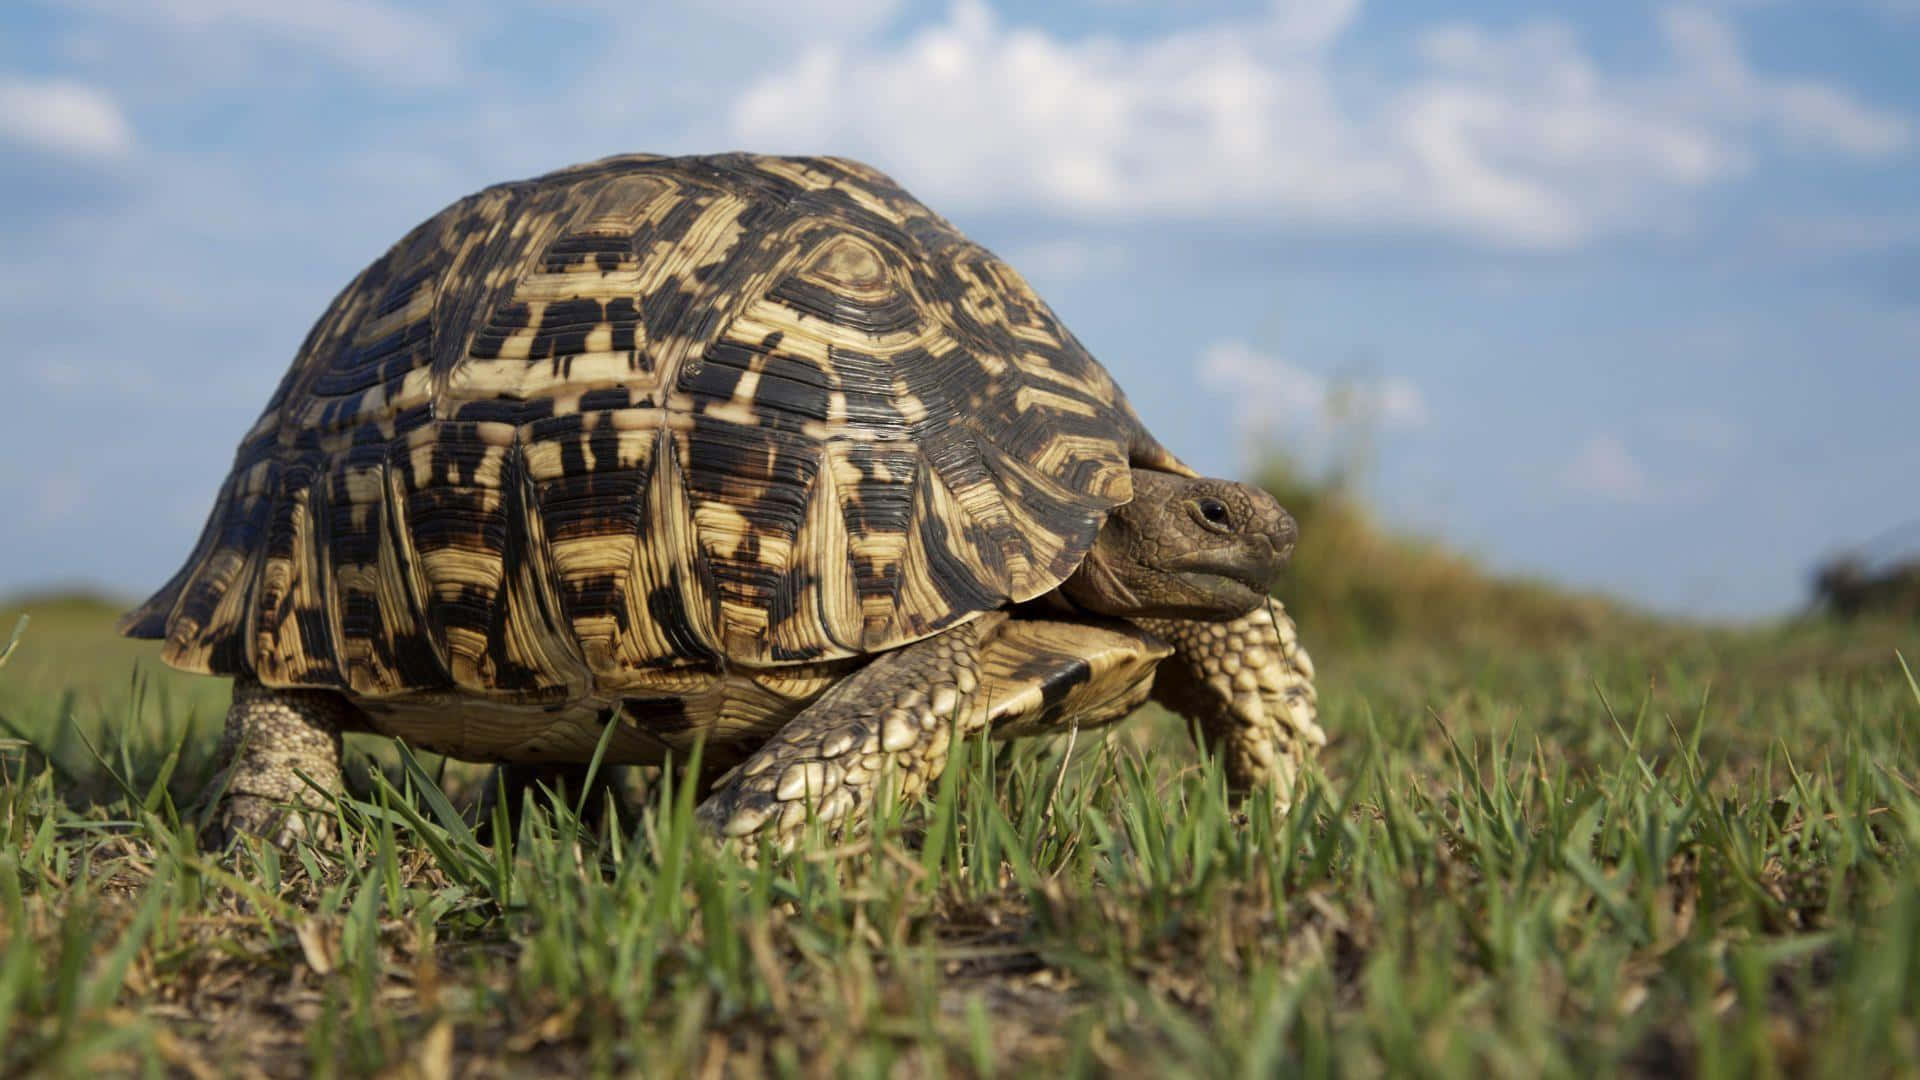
[123, 153, 1189, 702]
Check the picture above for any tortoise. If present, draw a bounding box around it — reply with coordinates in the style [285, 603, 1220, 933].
[121, 152, 1323, 847]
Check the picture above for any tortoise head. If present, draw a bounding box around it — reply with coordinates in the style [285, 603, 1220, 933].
[1061, 469, 1296, 620]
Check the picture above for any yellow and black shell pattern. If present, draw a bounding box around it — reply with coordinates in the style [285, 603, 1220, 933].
[123, 153, 1188, 701]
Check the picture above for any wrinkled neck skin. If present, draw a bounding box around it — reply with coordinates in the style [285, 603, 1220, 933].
[1060, 469, 1296, 622]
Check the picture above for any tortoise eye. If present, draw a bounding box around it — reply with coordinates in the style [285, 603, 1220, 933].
[1195, 497, 1232, 530]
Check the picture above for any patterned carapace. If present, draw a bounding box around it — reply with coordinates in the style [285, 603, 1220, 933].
[123, 154, 1190, 706]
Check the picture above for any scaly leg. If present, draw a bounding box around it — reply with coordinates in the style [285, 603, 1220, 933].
[695, 616, 992, 847]
[212, 679, 356, 847]
[1136, 602, 1323, 807]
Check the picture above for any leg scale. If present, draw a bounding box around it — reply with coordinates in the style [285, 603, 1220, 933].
[695, 617, 992, 849]
[211, 679, 355, 848]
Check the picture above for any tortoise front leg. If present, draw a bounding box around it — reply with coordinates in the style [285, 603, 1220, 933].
[211, 679, 356, 847]
[1136, 602, 1324, 807]
[696, 615, 995, 847]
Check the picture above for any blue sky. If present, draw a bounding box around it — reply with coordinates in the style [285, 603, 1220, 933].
[1, 0, 1916, 619]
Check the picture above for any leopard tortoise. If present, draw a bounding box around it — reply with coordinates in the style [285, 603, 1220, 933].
[122, 152, 1323, 847]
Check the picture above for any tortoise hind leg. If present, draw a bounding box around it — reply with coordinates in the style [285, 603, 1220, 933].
[696, 616, 995, 846]
[210, 679, 356, 848]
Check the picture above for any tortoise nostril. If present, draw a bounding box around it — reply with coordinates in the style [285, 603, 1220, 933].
[1268, 512, 1299, 561]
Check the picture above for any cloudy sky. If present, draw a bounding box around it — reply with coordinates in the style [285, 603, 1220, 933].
[2, 0, 1916, 619]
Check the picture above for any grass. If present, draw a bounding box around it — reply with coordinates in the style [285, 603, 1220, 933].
[1, 582, 1917, 1076]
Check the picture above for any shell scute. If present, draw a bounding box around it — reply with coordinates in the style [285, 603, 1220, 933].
[125, 153, 1178, 698]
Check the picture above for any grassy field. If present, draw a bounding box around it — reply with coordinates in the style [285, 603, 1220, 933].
[2, 564, 1918, 1075]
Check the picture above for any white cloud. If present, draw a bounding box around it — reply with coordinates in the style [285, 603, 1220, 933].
[695, 0, 904, 37]
[1559, 434, 1653, 502]
[997, 237, 1131, 283]
[1657, 7, 1909, 156]
[0, 76, 133, 157]
[1769, 83, 1909, 155]
[59, 0, 460, 85]
[1200, 340, 1426, 465]
[728, 1, 1909, 249]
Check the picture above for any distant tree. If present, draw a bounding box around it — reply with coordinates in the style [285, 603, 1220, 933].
[1813, 552, 1920, 620]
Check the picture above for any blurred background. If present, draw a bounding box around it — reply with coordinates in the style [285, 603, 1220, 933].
[1, 0, 1916, 626]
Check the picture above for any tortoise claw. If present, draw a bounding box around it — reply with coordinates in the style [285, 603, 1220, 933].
[205, 792, 331, 852]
